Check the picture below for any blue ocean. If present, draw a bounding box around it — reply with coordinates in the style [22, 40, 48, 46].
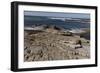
[24, 16, 90, 30]
[24, 16, 90, 40]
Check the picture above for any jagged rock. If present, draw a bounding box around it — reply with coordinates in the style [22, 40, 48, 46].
[24, 28, 90, 62]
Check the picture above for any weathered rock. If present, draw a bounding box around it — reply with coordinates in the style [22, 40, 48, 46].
[24, 29, 90, 62]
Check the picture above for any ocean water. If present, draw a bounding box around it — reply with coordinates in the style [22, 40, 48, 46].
[24, 16, 90, 40]
[24, 16, 90, 29]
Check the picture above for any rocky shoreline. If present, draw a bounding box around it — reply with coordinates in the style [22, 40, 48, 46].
[24, 26, 90, 62]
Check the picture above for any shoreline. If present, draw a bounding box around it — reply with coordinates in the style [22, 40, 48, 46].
[24, 27, 90, 62]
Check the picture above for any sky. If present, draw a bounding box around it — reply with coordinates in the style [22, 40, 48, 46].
[24, 11, 90, 19]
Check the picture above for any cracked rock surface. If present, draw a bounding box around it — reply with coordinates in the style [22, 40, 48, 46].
[24, 29, 90, 62]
